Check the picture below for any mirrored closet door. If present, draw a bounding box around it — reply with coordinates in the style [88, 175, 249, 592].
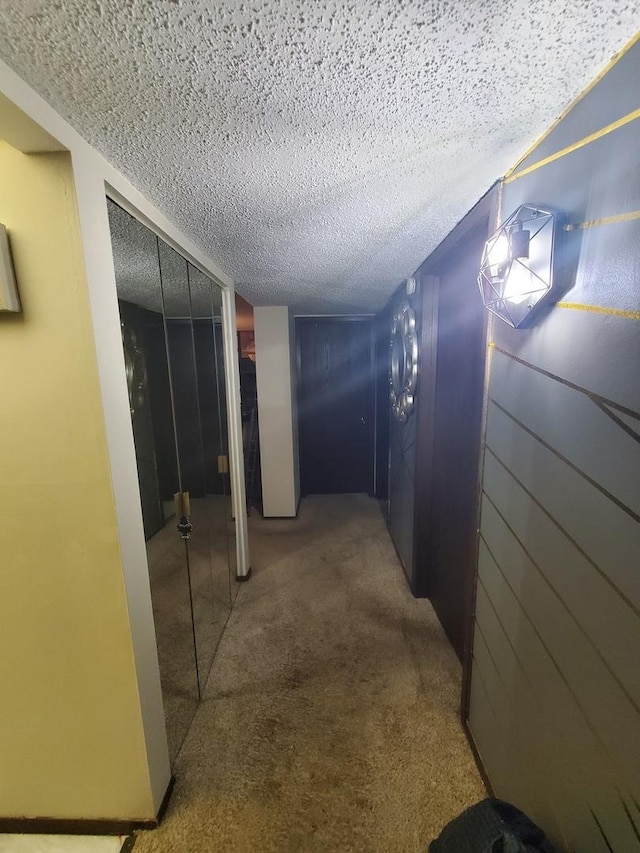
[107, 200, 234, 762]
[188, 265, 237, 614]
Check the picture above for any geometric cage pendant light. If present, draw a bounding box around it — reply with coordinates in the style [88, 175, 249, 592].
[478, 204, 561, 328]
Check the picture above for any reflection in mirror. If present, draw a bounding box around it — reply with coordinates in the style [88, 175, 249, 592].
[189, 265, 235, 623]
[107, 200, 199, 763]
[157, 242, 222, 694]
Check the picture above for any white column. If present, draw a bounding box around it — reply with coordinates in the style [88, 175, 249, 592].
[254, 307, 300, 517]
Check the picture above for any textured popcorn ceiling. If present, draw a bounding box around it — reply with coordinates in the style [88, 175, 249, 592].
[1, 2, 638, 313]
[108, 198, 224, 317]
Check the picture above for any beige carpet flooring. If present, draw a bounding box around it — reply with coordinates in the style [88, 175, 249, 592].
[133, 494, 485, 853]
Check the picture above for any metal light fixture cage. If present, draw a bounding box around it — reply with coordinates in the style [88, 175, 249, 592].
[478, 204, 560, 329]
[389, 300, 418, 423]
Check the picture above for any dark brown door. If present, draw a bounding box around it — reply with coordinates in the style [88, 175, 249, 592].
[297, 318, 375, 495]
[417, 222, 489, 659]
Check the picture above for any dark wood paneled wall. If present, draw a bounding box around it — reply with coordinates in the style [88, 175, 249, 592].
[296, 317, 375, 496]
[418, 222, 490, 658]
[383, 185, 498, 663]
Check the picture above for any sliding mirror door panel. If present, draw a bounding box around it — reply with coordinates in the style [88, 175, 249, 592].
[157, 243, 220, 693]
[107, 200, 199, 762]
[109, 201, 236, 757]
[189, 264, 233, 647]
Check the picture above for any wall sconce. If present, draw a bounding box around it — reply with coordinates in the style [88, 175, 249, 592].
[0, 224, 21, 312]
[478, 204, 562, 328]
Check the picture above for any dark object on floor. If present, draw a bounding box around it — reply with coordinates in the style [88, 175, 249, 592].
[430, 798, 556, 852]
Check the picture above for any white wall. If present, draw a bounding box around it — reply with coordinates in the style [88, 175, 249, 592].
[254, 306, 300, 517]
[289, 310, 301, 502]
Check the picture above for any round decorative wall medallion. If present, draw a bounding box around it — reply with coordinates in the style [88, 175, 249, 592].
[389, 300, 418, 423]
[121, 323, 148, 414]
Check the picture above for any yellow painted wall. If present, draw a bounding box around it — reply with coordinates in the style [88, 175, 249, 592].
[0, 141, 154, 819]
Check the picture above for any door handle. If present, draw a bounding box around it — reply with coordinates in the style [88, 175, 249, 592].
[174, 491, 192, 540]
[177, 517, 193, 540]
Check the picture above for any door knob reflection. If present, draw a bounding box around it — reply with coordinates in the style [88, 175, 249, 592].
[174, 491, 192, 540]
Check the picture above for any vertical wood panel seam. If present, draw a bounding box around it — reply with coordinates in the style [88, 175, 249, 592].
[474, 618, 516, 708]
[595, 401, 640, 446]
[476, 573, 535, 690]
[484, 445, 640, 619]
[489, 346, 640, 421]
[489, 397, 640, 524]
[474, 574, 576, 846]
[482, 489, 640, 714]
[479, 531, 638, 794]
[589, 807, 616, 852]
[620, 795, 640, 845]
[470, 652, 501, 725]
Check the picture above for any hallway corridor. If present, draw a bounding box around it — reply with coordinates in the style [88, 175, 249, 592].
[133, 495, 485, 852]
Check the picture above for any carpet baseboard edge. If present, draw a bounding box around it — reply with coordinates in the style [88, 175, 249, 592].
[0, 776, 176, 836]
[462, 720, 494, 797]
